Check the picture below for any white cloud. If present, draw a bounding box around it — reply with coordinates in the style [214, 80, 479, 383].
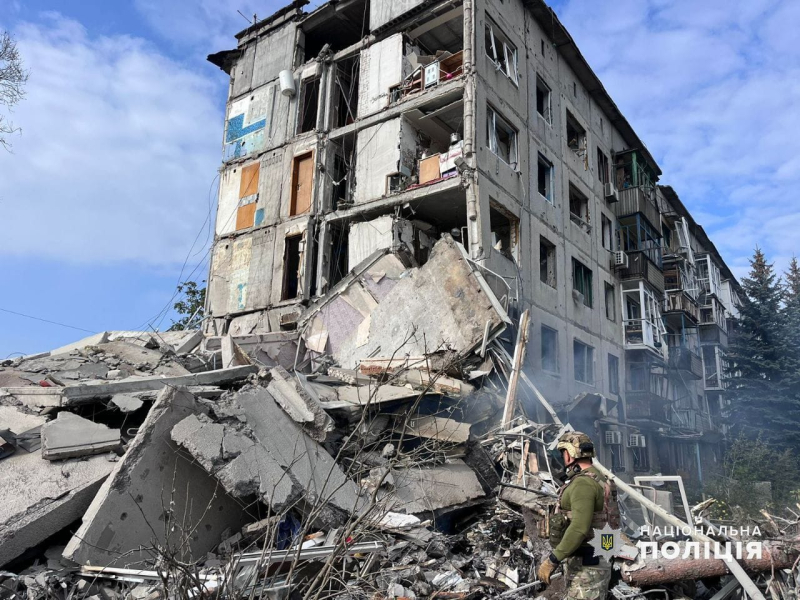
[558, 0, 800, 276]
[0, 14, 224, 265]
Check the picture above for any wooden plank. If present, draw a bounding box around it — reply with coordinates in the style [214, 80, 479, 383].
[235, 203, 256, 230]
[290, 152, 314, 215]
[501, 310, 530, 427]
[239, 162, 260, 198]
[419, 154, 441, 184]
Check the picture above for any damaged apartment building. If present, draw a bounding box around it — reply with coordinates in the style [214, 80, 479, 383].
[204, 0, 741, 484]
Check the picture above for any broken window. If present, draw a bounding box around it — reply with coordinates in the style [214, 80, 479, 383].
[572, 258, 593, 307]
[569, 184, 590, 231]
[632, 441, 649, 471]
[536, 75, 552, 124]
[489, 202, 519, 260]
[537, 153, 553, 203]
[290, 152, 314, 215]
[566, 109, 586, 155]
[597, 147, 610, 184]
[541, 325, 558, 373]
[605, 282, 616, 321]
[332, 57, 358, 129]
[485, 19, 517, 82]
[297, 77, 320, 135]
[608, 353, 620, 395]
[610, 445, 625, 472]
[573, 339, 594, 384]
[539, 236, 556, 288]
[487, 106, 518, 167]
[282, 234, 303, 300]
[328, 221, 349, 289]
[601, 214, 613, 251]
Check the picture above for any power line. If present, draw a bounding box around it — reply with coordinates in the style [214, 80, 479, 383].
[0, 307, 96, 334]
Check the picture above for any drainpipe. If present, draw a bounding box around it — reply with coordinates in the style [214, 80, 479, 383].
[462, 0, 481, 260]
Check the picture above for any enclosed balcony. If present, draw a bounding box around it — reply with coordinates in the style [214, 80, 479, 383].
[663, 263, 699, 322]
[615, 186, 661, 230]
[612, 149, 661, 229]
[668, 346, 703, 379]
[702, 345, 726, 391]
[672, 408, 714, 433]
[618, 251, 665, 294]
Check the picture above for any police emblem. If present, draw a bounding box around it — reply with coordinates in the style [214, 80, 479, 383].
[589, 523, 624, 561]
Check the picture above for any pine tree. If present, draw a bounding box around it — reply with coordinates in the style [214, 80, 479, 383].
[725, 249, 794, 446]
[781, 257, 800, 425]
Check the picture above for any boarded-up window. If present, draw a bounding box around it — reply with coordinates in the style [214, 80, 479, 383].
[235, 162, 260, 230]
[290, 152, 314, 216]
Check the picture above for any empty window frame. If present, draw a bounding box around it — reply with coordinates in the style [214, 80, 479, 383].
[569, 184, 590, 229]
[487, 106, 518, 166]
[632, 444, 650, 471]
[485, 19, 518, 82]
[601, 214, 613, 251]
[489, 202, 519, 260]
[537, 153, 553, 203]
[297, 77, 320, 134]
[608, 353, 620, 395]
[536, 75, 552, 124]
[565, 109, 586, 154]
[605, 282, 616, 321]
[572, 258, 593, 307]
[332, 58, 358, 129]
[540, 236, 556, 288]
[281, 234, 303, 300]
[541, 325, 558, 373]
[573, 339, 594, 384]
[597, 147, 610, 184]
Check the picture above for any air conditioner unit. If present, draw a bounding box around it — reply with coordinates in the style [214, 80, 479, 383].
[613, 251, 629, 269]
[628, 434, 646, 448]
[604, 182, 619, 203]
[572, 289, 584, 304]
[605, 431, 622, 445]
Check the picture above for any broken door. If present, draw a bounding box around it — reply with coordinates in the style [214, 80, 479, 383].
[290, 152, 314, 215]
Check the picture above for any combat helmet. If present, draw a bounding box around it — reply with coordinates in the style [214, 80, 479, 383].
[556, 431, 596, 459]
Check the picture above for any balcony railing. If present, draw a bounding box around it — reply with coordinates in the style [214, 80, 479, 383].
[664, 290, 700, 322]
[668, 346, 703, 379]
[614, 185, 661, 229]
[626, 390, 670, 424]
[699, 322, 728, 346]
[673, 408, 714, 433]
[618, 251, 665, 293]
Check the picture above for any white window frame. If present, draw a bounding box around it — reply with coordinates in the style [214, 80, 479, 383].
[536, 75, 552, 124]
[488, 106, 518, 168]
[485, 20, 518, 84]
[573, 339, 595, 385]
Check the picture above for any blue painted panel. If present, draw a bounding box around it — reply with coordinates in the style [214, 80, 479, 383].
[254, 208, 265, 226]
[225, 113, 266, 143]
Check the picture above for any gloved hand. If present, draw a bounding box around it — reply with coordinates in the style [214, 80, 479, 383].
[537, 553, 560, 585]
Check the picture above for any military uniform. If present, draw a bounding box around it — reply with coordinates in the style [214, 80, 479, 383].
[539, 432, 612, 600]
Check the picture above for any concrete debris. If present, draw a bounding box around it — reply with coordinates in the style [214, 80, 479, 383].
[63, 387, 251, 568]
[266, 366, 334, 441]
[110, 394, 144, 413]
[41, 412, 121, 460]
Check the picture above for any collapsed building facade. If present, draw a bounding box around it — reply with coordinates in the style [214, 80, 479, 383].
[203, 0, 742, 485]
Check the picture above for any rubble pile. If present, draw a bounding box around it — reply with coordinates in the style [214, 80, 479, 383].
[1, 239, 798, 600]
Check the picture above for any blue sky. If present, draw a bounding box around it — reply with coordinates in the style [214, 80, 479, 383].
[1, 0, 799, 357]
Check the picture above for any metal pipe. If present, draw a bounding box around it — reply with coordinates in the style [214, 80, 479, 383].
[461, 0, 480, 260]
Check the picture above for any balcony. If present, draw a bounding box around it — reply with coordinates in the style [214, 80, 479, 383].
[626, 391, 670, 425]
[664, 290, 699, 322]
[699, 323, 728, 346]
[618, 251, 665, 294]
[614, 186, 660, 229]
[672, 408, 714, 433]
[668, 346, 703, 379]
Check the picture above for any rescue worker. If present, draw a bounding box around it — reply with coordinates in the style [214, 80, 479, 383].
[537, 431, 613, 599]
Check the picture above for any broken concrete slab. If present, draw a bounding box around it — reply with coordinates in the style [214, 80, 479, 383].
[220, 335, 250, 368]
[41, 412, 121, 460]
[50, 332, 110, 356]
[222, 386, 361, 527]
[388, 460, 485, 515]
[0, 427, 115, 566]
[267, 366, 333, 442]
[61, 365, 258, 405]
[110, 394, 144, 413]
[396, 415, 471, 444]
[205, 332, 299, 370]
[63, 387, 251, 568]
[0, 387, 63, 410]
[0, 405, 48, 435]
[300, 236, 510, 369]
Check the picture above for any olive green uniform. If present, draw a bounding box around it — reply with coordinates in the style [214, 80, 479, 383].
[553, 466, 612, 600]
